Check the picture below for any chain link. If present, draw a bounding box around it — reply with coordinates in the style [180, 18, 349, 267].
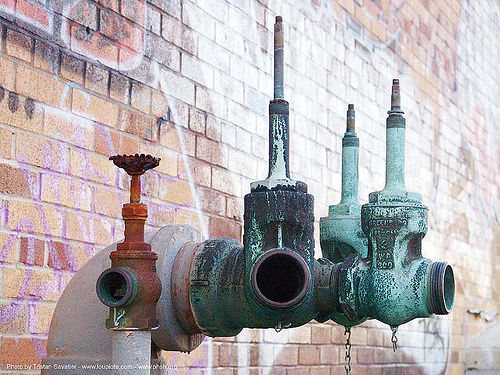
[391, 326, 398, 352]
[344, 327, 352, 375]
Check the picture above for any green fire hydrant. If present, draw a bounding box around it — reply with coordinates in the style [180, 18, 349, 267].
[320, 80, 455, 330]
[168, 17, 455, 349]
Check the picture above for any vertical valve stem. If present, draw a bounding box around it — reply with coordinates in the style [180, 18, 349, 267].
[250, 16, 304, 192]
[384, 79, 406, 191]
[340, 104, 359, 204]
[274, 16, 284, 100]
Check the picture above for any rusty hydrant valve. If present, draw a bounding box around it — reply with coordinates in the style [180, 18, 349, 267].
[96, 154, 162, 330]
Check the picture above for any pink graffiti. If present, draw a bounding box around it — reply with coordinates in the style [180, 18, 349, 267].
[0, 0, 145, 71]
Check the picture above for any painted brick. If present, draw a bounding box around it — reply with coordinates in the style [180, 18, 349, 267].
[0, 232, 18, 264]
[196, 136, 228, 167]
[69, 149, 115, 185]
[273, 346, 299, 366]
[198, 186, 225, 216]
[118, 108, 154, 140]
[19, 237, 44, 266]
[211, 167, 241, 196]
[40, 173, 92, 211]
[5, 29, 32, 62]
[0, 93, 43, 134]
[60, 53, 85, 84]
[47, 240, 74, 271]
[15, 133, 69, 173]
[6, 200, 63, 237]
[178, 156, 211, 187]
[71, 88, 119, 127]
[27, 302, 55, 334]
[44, 109, 94, 150]
[160, 68, 195, 106]
[158, 121, 196, 156]
[33, 39, 59, 73]
[2, 267, 66, 301]
[130, 82, 151, 114]
[63, 211, 112, 245]
[85, 64, 109, 95]
[160, 179, 193, 205]
[0, 302, 27, 334]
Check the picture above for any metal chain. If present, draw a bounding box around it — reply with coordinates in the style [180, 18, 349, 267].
[391, 326, 398, 352]
[344, 327, 352, 375]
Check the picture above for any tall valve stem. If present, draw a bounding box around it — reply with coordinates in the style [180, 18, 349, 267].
[274, 16, 284, 100]
[340, 104, 359, 204]
[384, 79, 406, 191]
[251, 16, 303, 192]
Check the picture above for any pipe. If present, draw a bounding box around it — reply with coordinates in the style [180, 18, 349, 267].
[112, 331, 151, 375]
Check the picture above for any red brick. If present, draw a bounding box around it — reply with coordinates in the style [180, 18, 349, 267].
[19, 237, 44, 266]
[0, 164, 37, 198]
[47, 241, 74, 271]
[198, 186, 225, 216]
[218, 343, 238, 367]
[208, 216, 241, 240]
[211, 167, 241, 196]
[273, 346, 298, 366]
[121, 0, 146, 26]
[312, 326, 331, 344]
[298, 346, 320, 365]
[0, 337, 46, 367]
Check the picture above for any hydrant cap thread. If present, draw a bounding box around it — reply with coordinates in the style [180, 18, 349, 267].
[428, 262, 455, 315]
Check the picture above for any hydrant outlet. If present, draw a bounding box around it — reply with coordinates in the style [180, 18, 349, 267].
[251, 248, 311, 309]
[428, 261, 455, 315]
[96, 267, 137, 308]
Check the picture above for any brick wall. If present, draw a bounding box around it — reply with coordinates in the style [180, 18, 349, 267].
[0, 0, 498, 374]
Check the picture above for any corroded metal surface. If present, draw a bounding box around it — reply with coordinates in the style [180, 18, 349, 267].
[330, 81, 455, 327]
[96, 154, 162, 331]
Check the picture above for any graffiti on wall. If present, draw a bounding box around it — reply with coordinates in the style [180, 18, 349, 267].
[0, 0, 146, 70]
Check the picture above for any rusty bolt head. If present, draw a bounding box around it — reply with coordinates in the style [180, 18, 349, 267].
[110, 154, 160, 176]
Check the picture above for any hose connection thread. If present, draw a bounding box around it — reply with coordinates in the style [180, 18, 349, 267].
[428, 262, 455, 315]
